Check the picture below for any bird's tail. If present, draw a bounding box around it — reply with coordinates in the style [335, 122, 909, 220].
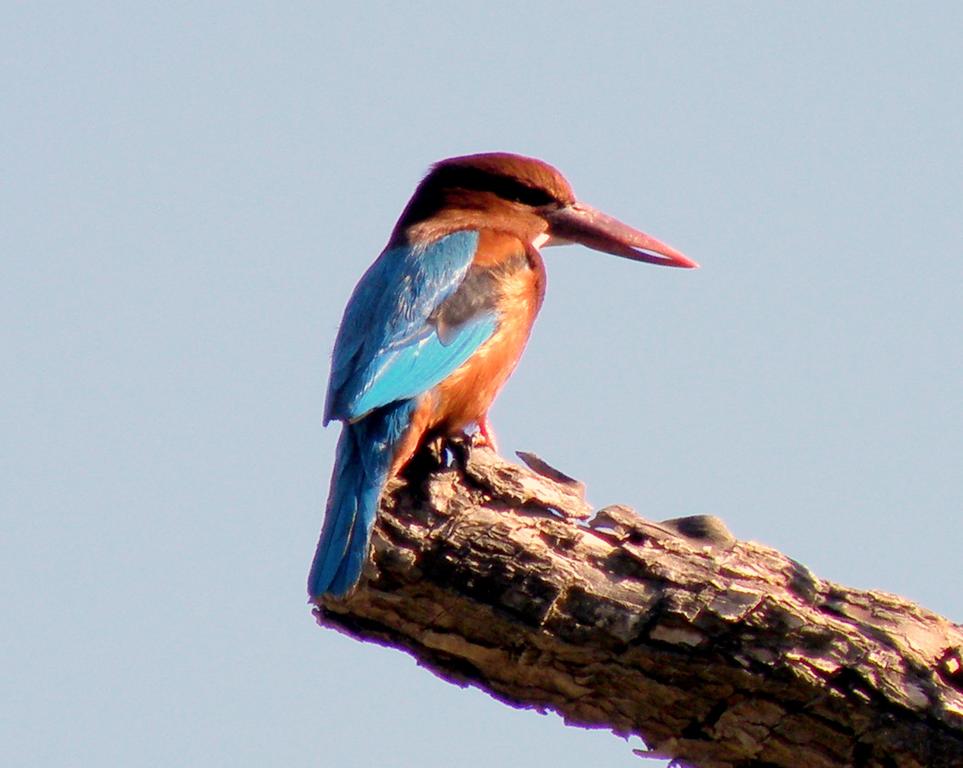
[308, 400, 415, 598]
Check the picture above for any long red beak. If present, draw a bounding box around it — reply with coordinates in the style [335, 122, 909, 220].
[545, 202, 698, 269]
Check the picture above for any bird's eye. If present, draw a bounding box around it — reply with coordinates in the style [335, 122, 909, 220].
[435, 166, 557, 208]
[497, 179, 555, 207]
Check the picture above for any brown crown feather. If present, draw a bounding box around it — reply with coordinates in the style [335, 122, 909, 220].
[390, 153, 576, 245]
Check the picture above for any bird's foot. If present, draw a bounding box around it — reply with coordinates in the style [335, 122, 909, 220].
[424, 434, 450, 466]
[472, 416, 500, 453]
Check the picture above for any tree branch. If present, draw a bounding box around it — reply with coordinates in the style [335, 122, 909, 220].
[313, 441, 963, 768]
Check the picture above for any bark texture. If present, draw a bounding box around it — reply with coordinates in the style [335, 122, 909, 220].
[313, 442, 963, 768]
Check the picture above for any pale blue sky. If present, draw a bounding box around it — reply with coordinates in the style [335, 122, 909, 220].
[4, 3, 961, 767]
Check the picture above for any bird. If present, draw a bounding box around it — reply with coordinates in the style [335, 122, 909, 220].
[309, 152, 697, 599]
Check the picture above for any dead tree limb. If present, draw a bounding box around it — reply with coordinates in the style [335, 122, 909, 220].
[313, 441, 963, 768]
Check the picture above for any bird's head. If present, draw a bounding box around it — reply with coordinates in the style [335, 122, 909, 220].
[391, 152, 697, 269]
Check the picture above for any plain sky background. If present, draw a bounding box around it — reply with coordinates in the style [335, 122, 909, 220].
[4, 3, 961, 767]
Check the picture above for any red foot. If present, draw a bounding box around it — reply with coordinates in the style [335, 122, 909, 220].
[475, 415, 500, 453]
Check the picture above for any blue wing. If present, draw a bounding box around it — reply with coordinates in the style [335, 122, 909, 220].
[324, 230, 497, 424]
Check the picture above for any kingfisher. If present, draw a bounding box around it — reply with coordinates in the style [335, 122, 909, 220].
[309, 152, 697, 598]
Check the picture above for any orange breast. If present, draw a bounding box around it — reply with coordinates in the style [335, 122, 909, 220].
[387, 231, 545, 476]
[430, 231, 545, 432]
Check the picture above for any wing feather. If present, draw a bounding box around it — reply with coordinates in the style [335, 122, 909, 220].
[324, 231, 496, 423]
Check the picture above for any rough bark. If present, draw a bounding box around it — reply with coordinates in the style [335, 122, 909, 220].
[313, 441, 963, 768]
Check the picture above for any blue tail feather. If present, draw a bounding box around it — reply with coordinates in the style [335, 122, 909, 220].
[308, 400, 416, 598]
